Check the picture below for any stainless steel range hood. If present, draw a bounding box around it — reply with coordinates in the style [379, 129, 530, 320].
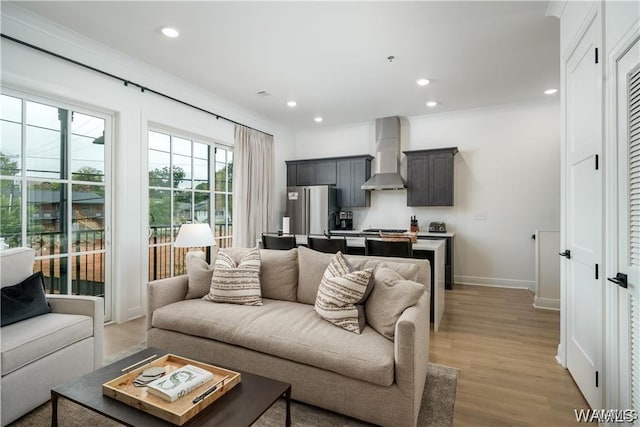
[361, 116, 406, 190]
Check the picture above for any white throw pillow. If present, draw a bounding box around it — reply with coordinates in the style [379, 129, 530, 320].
[203, 248, 262, 306]
[314, 251, 373, 334]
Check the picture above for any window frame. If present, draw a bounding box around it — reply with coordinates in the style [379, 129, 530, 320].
[0, 87, 113, 321]
[146, 124, 232, 281]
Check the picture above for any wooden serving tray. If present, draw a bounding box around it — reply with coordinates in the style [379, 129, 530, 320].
[103, 354, 241, 425]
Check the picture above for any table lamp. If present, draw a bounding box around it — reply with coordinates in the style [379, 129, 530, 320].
[174, 223, 216, 259]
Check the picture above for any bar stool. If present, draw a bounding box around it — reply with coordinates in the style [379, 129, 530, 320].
[364, 237, 413, 258]
[261, 233, 297, 250]
[307, 235, 347, 254]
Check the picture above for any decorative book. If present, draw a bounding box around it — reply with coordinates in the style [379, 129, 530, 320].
[146, 364, 213, 402]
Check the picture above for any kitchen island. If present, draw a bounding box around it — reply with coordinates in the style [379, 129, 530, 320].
[294, 235, 446, 332]
[327, 230, 455, 290]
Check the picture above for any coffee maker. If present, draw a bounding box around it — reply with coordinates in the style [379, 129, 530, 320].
[338, 211, 353, 230]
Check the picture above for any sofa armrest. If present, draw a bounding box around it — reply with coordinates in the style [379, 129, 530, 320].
[394, 290, 430, 407]
[147, 275, 188, 330]
[46, 294, 104, 369]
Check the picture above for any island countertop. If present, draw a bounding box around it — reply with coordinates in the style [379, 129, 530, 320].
[294, 235, 445, 251]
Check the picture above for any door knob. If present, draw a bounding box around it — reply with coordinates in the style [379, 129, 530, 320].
[607, 273, 628, 289]
[559, 250, 571, 259]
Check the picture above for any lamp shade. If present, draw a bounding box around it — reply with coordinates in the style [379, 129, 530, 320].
[174, 224, 216, 248]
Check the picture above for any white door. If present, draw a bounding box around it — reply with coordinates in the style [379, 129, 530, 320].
[564, 12, 603, 409]
[614, 35, 640, 416]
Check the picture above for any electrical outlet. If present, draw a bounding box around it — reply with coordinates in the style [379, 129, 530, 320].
[475, 212, 487, 221]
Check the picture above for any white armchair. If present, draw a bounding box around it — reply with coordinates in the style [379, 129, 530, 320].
[0, 247, 104, 425]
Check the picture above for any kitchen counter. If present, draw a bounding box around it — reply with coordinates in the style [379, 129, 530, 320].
[329, 230, 455, 238]
[294, 235, 445, 251]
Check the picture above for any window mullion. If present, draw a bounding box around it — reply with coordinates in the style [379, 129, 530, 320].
[169, 135, 174, 278]
[66, 109, 73, 295]
[20, 98, 27, 248]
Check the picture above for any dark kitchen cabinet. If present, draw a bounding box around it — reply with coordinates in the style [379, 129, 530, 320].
[405, 147, 458, 206]
[336, 156, 373, 207]
[285, 156, 371, 207]
[316, 161, 337, 185]
[286, 159, 337, 186]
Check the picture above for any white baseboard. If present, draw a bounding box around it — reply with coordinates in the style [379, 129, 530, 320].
[127, 305, 144, 321]
[454, 275, 536, 292]
[533, 297, 560, 311]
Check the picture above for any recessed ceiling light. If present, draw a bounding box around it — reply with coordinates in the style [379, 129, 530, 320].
[426, 101, 438, 108]
[314, 117, 323, 123]
[287, 101, 297, 107]
[416, 79, 430, 86]
[161, 27, 180, 38]
[544, 88, 558, 95]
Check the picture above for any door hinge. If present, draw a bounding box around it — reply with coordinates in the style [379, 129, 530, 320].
[595, 154, 599, 170]
[595, 264, 599, 280]
[596, 371, 599, 387]
[595, 47, 599, 64]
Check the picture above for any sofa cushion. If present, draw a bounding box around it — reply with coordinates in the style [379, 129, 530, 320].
[297, 246, 421, 305]
[151, 298, 395, 386]
[1, 272, 51, 326]
[184, 249, 218, 299]
[366, 265, 425, 340]
[259, 249, 298, 301]
[314, 252, 373, 334]
[203, 248, 262, 306]
[1, 313, 93, 376]
[0, 247, 35, 288]
[297, 246, 336, 304]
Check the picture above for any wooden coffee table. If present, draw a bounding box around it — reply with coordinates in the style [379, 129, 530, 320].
[51, 347, 291, 426]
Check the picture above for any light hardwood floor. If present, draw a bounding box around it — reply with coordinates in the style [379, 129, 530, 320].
[105, 285, 588, 426]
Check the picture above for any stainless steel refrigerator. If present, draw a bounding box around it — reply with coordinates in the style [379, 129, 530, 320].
[285, 186, 339, 235]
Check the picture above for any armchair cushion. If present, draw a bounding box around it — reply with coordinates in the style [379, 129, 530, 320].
[1, 312, 92, 375]
[1, 271, 50, 326]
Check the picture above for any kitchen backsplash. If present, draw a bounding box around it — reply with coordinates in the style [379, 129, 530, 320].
[350, 191, 453, 232]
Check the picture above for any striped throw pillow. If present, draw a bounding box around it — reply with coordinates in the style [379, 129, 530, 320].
[203, 248, 262, 306]
[314, 252, 373, 334]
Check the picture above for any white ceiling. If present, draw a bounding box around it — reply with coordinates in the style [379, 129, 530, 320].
[11, 1, 559, 131]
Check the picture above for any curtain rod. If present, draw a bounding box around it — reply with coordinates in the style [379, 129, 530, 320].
[1, 33, 274, 138]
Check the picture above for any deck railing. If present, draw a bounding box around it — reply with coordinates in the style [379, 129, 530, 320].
[1, 224, 231, 290]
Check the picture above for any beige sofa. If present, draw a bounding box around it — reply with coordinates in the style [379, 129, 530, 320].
[147, 246, 430, 427]
[0, 247, 104, 426]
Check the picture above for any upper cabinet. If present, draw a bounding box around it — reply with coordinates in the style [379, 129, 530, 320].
[336, 156, 373, 207]
[286, 155, 373, 207]
[287, 160, 337, 186]
[405, 147, 458, 206]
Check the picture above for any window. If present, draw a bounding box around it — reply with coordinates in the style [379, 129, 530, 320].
[0, 93, 111, 320]
[147, 129, 232, 280]
[214, 147, 233, 248]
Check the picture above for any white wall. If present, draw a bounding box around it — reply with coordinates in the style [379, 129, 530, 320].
[1, 5, 295, 323]
[294, 100, 561, 289]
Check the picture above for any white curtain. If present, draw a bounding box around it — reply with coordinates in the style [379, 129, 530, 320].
[232, 125, 274, 248]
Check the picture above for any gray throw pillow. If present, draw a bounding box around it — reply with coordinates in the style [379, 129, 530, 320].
[184, 248, 218, 299]
[365, 265, 425, 340]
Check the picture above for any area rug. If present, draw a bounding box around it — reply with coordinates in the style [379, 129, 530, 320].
[11, 350, 457, 426]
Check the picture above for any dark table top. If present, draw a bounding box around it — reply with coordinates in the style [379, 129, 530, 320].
[52, 347, 291, 426]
